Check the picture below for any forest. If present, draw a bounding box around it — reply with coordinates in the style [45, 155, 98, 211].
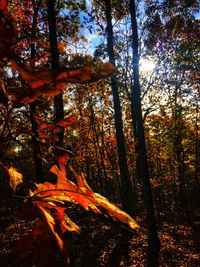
[0, 0, 199, 266]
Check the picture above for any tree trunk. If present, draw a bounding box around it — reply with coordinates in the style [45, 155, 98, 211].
[129, 0, 160, 265]
[47, 2, 73, 266]
[172, 107, 191, 223]
[30, 102, 44, 183]
[47, 0, 64, 146]
[105, 0, 136, 216]
[30, 0, 44, 183]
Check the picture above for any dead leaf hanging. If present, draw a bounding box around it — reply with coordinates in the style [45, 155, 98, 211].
[9, 60, 116, 105]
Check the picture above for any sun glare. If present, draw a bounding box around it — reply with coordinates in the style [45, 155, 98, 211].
[140, 58, 156, 72]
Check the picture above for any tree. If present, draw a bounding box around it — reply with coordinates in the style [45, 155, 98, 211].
[47, 0, 64, 146]
[0, 1, 139, 266]
[129, 0, 160, 265]
[143, 0, 200, 220]
[29, 0, 44, 183]
[104, 0, 136, 216]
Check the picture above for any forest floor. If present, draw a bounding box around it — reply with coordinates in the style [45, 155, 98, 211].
[0, 191, 200, 267]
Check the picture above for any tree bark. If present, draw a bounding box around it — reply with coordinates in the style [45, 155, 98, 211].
[30, 0, 44, 183]
[47, 2, 73, 266]
[105, 0, 136, 216]
[129, 0, 160, 265]
[47, 0, 64, 146]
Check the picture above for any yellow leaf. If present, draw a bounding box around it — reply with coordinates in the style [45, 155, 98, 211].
[69, 165, 94, 197]
[8, 167, 23, 192]
[95, 193, 140, 230]
[36, 203, 64, 250]
[64, 214, 80, 233]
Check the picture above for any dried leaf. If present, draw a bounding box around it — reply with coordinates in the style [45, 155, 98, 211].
[0, 78, 8, 107]
[95, 193, 140, 230]
[54, 206, 80, 233]
[69, 165, 94, 197]
[36, 202, 64, 250]
[7, 166, 23, 192]
[50, 165, 76, 188]
[56, 63, 116, 84]
[33, 164, 139, 230]
[11, 60, 116, 90]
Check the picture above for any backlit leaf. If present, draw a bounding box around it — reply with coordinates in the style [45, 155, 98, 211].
[95, 193, 140, 230]
[8, 166, 23, 192]
[54, 206, 80, 233]
[36, 202, 64, 250]
[33, 164, 139, 230]
[11, 60, 116, 89]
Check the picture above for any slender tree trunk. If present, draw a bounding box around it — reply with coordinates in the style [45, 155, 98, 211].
[30, 0, 44, 182]
[47, 2, 73, 266]
[30, 102, 44, 182]
[89, 99, 109, 194]
[89, 100, 104, 193]
[172, 107, 191, 223]
[129, 0, 160, 265]
[47, 0, 64, 146]
[105, 0, 136, 216]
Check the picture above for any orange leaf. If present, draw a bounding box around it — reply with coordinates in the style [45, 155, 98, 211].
[50, 165, 76, 188]
[11, 60, 53, 89]
[54, 206, 80, 233]
[12, 61, 116, 90]
[69, 165, 94, 197]
[33, 164, 139, 230]
[95, 193, 139, 230]
[36, 202, 64, 250]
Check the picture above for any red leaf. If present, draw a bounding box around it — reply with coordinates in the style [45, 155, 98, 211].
[0, 0, 7, 10]
[39, 133, 51, 139]
[56, 115, 77, 128]
[0, 14, 16, 57]
[39, 122, 52, 131]
[53, 127, 62, 135]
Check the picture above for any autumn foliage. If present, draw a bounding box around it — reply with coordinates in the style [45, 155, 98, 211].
[2, 160, 139, 266]
[0, 2, 16, 58]
[0, 1, 138, 266]
[9, 60, 116, 105]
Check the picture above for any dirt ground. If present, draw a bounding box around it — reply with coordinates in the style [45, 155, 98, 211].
[0, 189, 200, 267]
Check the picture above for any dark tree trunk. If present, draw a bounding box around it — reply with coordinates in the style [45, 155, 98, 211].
[47, 0, 64, 146]
[105, 0, 136, 217]
[47, 2, 73, 266]
[129, 0, 160, 265]
[172, 107, 191, 223]
[89, 98, 109, 195]
[30, 102, 44, 183]
[30, 0, 44, 183]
